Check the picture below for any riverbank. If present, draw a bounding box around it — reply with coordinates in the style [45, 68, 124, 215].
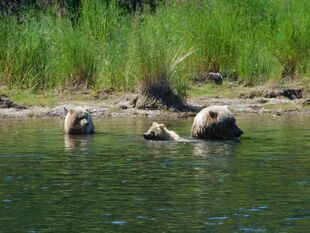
[1, 82, 310, 119]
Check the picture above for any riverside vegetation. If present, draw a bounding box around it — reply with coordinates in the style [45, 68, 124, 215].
[1, 0, 310, 107]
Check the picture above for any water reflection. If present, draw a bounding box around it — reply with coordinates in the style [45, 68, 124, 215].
[64, 134, 93, 152]
[193, 140, 240, 158]
[143, 138, 240, 160]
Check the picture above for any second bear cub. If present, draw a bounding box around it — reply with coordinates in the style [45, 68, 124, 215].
[143, 122, 181, 141]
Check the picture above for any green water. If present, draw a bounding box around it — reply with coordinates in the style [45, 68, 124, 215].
[0, 115, 309, 233]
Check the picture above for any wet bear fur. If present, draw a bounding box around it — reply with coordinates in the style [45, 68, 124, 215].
[143, 122, 181, 141]
[191, 105, 243, 140]
[64, 107, 94, 135]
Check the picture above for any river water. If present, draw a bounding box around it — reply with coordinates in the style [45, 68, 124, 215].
[0, 115, 309, 232]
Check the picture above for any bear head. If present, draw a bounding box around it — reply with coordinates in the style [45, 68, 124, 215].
[192, 105, 243, 140]
[64, 107, 94, 135]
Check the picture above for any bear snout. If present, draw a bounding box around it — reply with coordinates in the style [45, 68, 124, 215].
[235, 128, 243, 137]
[143, 133, 151, 140]
[80, 119, 89, 127]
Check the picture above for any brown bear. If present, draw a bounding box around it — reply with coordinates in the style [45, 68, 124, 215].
[64, 107, 94, 135]
[143, 122, 181, 141]
[191, 105, 243, 140]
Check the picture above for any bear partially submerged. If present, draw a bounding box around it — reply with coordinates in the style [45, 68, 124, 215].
[143, 122, 181, 141]
[64, 107, 94, 135]
[191, 105, 243, 140]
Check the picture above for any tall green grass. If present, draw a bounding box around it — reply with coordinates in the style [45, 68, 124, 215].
[0, 15, 49, 89]
[0, 0, 310, 94]
[129, 6, 193, 99]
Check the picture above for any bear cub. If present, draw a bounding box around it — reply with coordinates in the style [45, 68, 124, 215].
[191, 105, 243, 140]
[143, 122, 181, 141]
[64, 107, 95, 135]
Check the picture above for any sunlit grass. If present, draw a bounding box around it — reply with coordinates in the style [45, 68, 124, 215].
[2, 89, 98, 107]
[10, 92, 60, 107]
[187, 83, 249, 98]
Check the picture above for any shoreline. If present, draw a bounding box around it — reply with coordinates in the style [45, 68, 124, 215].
[1, 92, 310, 120]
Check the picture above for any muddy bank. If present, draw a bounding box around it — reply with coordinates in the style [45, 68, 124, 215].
[1, 90, 310, 119]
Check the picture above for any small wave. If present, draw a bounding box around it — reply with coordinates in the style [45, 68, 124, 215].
[0, 154, 44, 158]
[111, 220, 128, 225]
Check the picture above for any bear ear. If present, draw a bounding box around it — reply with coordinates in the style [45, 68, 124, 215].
[209, 110, 218, 119]
[152, 122, 159, 126]
[159, 124, 165, 129]
[69, 108, 75, 114]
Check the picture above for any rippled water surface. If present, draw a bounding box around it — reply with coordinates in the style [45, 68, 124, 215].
[0, 115, 309, 232]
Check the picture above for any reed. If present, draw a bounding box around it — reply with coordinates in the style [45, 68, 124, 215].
[0, 0, 309, 93]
